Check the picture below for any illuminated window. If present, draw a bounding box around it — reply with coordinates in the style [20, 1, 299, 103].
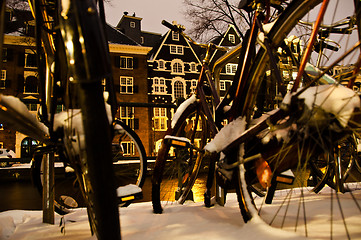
[120, 56, 133, 69]
[190, 80, 197, 93]
[174, 80, 185, 99]
[120, 106, 135, 129]
[172, 32, 179, 41]
[153, 108, 167, 131]
[170, 45, 183, 55]
[120, 76, 133, 94]
[0, 70, 6, 89]
[225, 63, 237, 75]
[229, 34, 235, 44]
[153, 78, 166, 94]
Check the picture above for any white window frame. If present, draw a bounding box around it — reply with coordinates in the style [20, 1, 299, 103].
[220, 80, 226, 91]
[190, 62, 197, 72]
[152, 77, 166, 94]
[172, 78, 186, 100]
[153, 108, 168, 131]
[172, 32, 179, 41]
[121, 141, 135, 156]
[23, 71, 38, 94]
[120, 56, 133, 69]
[229, 34, 235, 44]
[171, 59, 184, 74]
[130, 21, 136, 28]
[25, 49, 37, 68]
[158, 60, 165, 70]
[120, 76, 133, 94]
[26, 103, 38, 113]
[119, 106, 135, 129]
[0, 70, 6, 89]
[190, 79, 197, 93]
[170, 45, 184, 55]
[225, 63, 237, 75]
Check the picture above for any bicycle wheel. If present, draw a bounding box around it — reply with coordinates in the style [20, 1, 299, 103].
[236, 0, 361, 238]
[56, 0, 120, 238]
[31, 149, 84, 215]
[112, 119, 147, 207]
[31, 120, 147, 213]
[152, 99, 212, 213]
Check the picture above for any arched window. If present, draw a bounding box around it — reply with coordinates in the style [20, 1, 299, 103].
[171, 59, 184, 74]
[21, 137, 38, 158]
[174, 80, 184, 100]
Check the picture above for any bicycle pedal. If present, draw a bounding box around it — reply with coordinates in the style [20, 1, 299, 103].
[117, 184, 143, 203]
[275, 170, 295, 185]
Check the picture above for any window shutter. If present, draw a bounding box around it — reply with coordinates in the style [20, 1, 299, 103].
[7, 49, 13, 61]
[133, 85, 138, 93]
[133, 57, 138, 69]
[17, 74, 24, 92]
[18, 52, 25, 67]
[115, 56, 120, 67]
[134, 118, 139, 129]
[5, 80, 11, 88]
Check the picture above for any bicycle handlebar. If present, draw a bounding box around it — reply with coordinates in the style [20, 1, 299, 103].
[299, 16, 355, 30]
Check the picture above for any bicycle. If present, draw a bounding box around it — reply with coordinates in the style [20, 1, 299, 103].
[1, 0, 147, 238]
[31, 119, 147, 214]
[152, 0, 361, 239]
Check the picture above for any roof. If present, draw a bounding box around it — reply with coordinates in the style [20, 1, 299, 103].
[105, 24, 140, 46]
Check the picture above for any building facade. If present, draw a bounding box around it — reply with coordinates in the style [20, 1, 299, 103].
[147, 22, 203, 153]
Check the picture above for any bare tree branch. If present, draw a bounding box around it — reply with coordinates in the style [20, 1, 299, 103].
[183, 0, 250, 42]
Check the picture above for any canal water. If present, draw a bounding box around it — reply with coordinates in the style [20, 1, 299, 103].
[0, 169, 208, 211]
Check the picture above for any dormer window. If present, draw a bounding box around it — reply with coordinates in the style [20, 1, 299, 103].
[229, 34, 235, 44]
[172, 32, 179, 41]
[130, 21, 136, 28]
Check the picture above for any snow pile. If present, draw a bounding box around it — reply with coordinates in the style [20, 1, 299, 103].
[0, 216, 15, 238]
[117, 184, 142, 197]
[0, 193, 307, 240]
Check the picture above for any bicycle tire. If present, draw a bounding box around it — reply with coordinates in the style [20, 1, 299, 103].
[113, 119, 147, 207]
[235, 0, 361, 238]
[31, 120, 147, 213]
[56, 0, 120, 238]
[152, 100, 211, 213]
[31, 150, 84, 215]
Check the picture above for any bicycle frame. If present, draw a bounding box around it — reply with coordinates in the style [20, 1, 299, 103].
[174, 0, 356, 204]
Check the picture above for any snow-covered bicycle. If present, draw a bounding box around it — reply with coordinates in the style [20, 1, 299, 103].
[1, 0, 147, 239]
[152, 0, 361, 239]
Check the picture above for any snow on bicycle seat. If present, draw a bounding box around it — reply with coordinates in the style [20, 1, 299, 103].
[117, 184, 143, 203]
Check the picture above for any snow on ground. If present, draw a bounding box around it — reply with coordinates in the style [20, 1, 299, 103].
[0, 193, 307, 240]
